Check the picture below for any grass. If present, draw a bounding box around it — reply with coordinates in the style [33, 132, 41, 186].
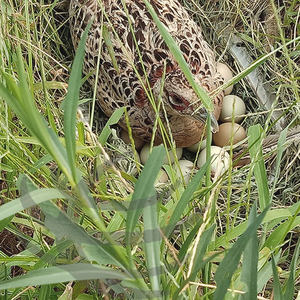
[0, 0, 299, 299]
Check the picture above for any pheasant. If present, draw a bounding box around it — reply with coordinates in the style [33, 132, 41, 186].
[69, 0, 224, 147]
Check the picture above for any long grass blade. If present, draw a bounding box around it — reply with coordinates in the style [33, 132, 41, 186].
[271, 256, 284, 300]
[125, 145, 165, 246]
[0, 188, 67, 222]
[98, 107, 125, 144]
[239, 204, 258, 300]
[163, 159, 211, 238]
[0, 264, 128, 290]
[188, 224, 215, 281]
[257, 251, 281, 292]
[248, 125, 270, 210]
[270, 128, 288, 199]
[143, 190, 161, 298]
[213, 204, 269, 300]
[63, 22, 92, 182]
[283, 238, 300, 299]
[40, 200, 129, 270]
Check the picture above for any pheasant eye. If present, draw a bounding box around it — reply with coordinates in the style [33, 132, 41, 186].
[169, 95, 183, 106]
[168, 94, 189, 111]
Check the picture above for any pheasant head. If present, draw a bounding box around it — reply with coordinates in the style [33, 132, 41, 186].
[152, 68, 219, 132]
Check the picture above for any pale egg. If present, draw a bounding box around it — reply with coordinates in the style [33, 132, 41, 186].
[155, 169, 169, 184]
[140, 144, 183, 165]
[220, 95, 246, 123]
[213, 123, 246, 147]
[175, 160, 194, 184]
[217, 62, 233, 95]
[197, 146, 230, 176]
[186, 138, 208, 153]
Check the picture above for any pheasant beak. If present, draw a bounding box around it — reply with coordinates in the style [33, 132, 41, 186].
[192, 110, 219, 133]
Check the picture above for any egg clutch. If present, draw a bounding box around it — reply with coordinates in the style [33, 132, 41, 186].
[121, 62, 248, 181]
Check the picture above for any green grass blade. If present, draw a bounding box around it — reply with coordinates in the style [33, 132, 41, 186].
[98, 107, 125, 144]
[264, 203, 300, 249]
[63, 22, 92, 182]
[257, 251, 281, 292]
[239, 204, 258, 300]
[143, 189, 161, 298]
[0, 189, 67, 222]
[271, 256, 284, 300]
[0, 264, 128, 291]
[248, 125, 270, 210]
[178, 218, 203, 262]
[270, 128, 288, 199]
[143, 0, 213, 111]
[0, 216, 13, 232]
[33, 240, 74, 270]
[40, 200, 129, 270]
[188, 224, 216, 281]
[283, 238, 300, 299]
[213, 204, 269, 300]
[163, 159, 211, 238]
[125, 145, 165, 246]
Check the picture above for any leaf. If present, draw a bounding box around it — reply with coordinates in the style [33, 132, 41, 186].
[40, 201, 128, 269]
[98, 107, 125, 145]
[213, 204, 269, 300]
[33, 240, 74, 270]
[126, 145, 165, 246]
[283, 237, 300, 299]
[143, 189, 161, 297]
[270, 128, 288, 199]
[63, 21, 92, 182]
[264, 216, 300, 249]
[271, 256, 284, 300]
[102, 25, 120, 73]
[177, 218, 203, 262]
[257, 251, 281, 292]
[58, 282, 73, 300]
[248, 125, 270, 210]
[0, 189, 67, 222]
[0, 264, 128, 290]
[239, 204, 258, 300]
[188, 224, 216, 281]
[163, 159, 211, 238]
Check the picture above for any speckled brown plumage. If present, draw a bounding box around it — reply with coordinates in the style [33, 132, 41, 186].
[69, 0, 224, 147]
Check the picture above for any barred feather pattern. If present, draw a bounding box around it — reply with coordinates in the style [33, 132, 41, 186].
[69, 0, 224, 147]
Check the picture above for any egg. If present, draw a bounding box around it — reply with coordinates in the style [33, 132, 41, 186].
[213, 123, 246, 147]
[217, 62, 233, 95]
[155, 169, 169, 184]
[197, 146, 230, 176]
[140, 144, 183, 165]
[120, 130, 145, 151]
[220, 95, 246, 123]
[186, 138, 208, 153]
[175, 160, 194, 183]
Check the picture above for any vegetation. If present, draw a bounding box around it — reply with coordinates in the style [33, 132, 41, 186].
[0, 0, 299, 299]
